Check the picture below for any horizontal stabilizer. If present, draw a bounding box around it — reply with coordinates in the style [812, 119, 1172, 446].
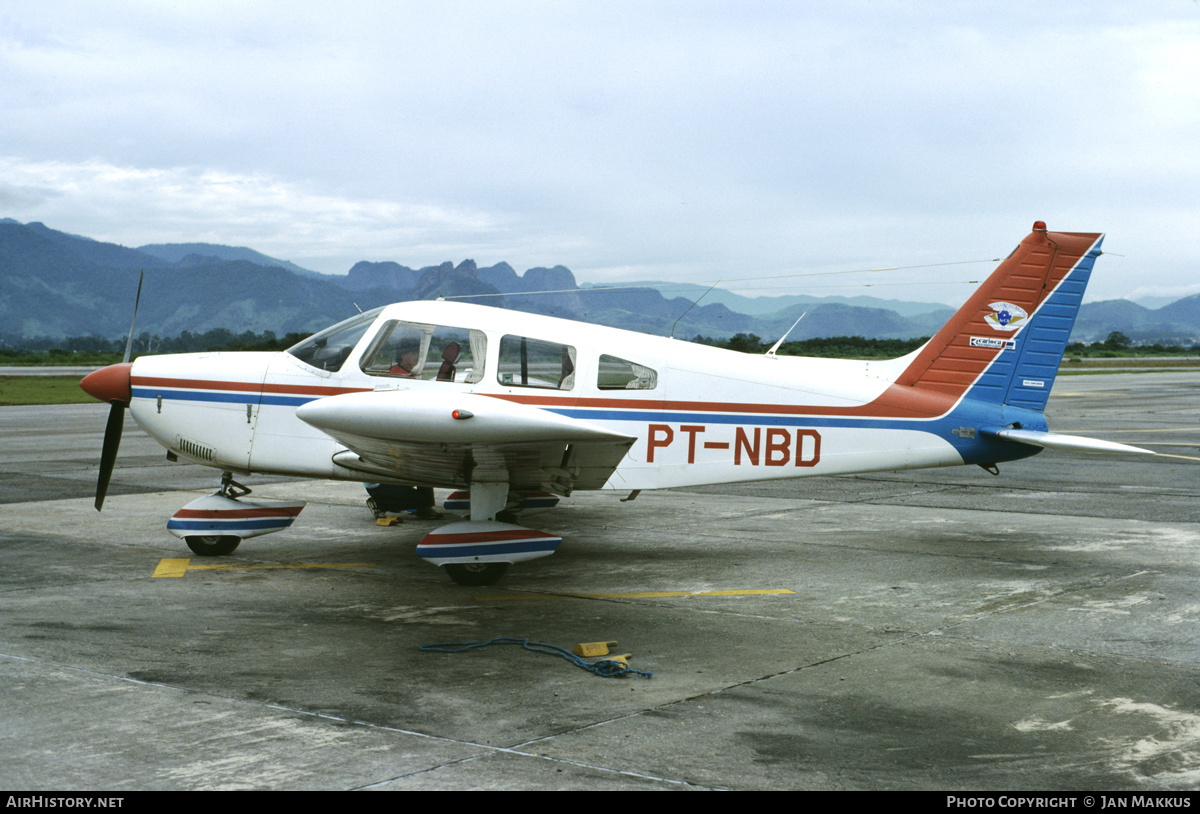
[992, 428, 1153, 455]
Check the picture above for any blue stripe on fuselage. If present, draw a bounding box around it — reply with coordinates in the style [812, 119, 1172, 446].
[546, 399, 1045, 466]
[135, 387, 1044, 466]
[132, 387, 312, 407]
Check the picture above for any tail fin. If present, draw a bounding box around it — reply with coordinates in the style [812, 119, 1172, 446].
[895, 222, 1103, 412]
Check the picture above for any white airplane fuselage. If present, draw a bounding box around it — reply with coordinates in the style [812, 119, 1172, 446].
[82, 226, 1143, 582]
[125, 298, 1040, 494]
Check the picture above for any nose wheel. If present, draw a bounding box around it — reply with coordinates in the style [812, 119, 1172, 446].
[444, 562, 509, 586]
[184, 534, 242, 556]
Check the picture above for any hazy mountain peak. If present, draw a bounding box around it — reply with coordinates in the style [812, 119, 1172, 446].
[2, 219, 1196, 344]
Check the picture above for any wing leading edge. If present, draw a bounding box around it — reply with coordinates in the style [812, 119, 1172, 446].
[296, 389, 636, 492]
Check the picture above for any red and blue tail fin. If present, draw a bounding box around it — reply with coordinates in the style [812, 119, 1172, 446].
[896, 222, 1104, 412]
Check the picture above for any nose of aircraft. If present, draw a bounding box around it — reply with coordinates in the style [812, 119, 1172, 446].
[80, 362, 133, 405]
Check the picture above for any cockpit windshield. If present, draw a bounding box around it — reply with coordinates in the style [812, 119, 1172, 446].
[286, 307, 384, 372]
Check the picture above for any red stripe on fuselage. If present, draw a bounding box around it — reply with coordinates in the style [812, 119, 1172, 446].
[491, 382, 957, 421]
[134, 370, 957, 423]
[134, 375, 954, 421]
[132, 376, 371, 398]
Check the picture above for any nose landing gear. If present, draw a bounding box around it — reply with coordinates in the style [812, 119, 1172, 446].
[167, 472, 306, 557]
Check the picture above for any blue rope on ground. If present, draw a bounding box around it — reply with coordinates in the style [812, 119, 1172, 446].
[419, 637, 653, 678]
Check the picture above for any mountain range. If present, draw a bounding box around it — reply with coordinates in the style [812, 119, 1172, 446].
[2, 218, 1197, 345]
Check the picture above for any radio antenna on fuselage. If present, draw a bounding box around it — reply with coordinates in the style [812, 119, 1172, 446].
[765, 311, 806, 357]
[670, 279, 721, 340]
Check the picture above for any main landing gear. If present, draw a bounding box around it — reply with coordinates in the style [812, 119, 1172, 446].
[417, 481, 563, 586]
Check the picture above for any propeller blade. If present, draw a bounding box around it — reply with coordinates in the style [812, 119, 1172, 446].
[95, 402, 125, 510]
[122, 270, 143, 363]
[92, 270, 141, 511]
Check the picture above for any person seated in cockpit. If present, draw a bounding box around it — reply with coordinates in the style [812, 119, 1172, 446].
[390, 342, 421, 377]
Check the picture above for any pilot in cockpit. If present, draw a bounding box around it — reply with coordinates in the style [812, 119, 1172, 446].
[389, 341, 421, 377]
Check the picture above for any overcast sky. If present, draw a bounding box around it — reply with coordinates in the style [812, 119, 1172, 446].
[2, 1, 1198, 306]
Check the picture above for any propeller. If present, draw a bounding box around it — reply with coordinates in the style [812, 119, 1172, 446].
[80, 271, 142, 510]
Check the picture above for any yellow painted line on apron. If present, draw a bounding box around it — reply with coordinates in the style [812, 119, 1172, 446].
[474, 588, 796, 602]
[152, 558, 375, 578]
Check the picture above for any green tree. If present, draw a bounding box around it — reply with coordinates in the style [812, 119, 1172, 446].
[1103, 331, 1132, 350]
[725, 333, 765, 353]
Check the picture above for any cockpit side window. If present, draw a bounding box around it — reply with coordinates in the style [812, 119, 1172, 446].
[287, 308, 383, 372]
[598, 354, 657, 390]
[497, 335, 576, 390]
[360, 320, 485, 383]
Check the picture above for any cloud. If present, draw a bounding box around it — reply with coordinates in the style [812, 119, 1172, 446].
[1124, 282, 1200, 303]
[0, 156, 513, 271]
[2, 3, 1198, 303]
[0, 177, 60, 211]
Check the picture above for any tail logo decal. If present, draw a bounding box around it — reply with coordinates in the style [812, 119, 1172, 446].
[985, 302, 1028, 331]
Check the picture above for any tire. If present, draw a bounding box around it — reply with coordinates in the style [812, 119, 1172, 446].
[184, 535, 241, 556]
[444, 562, 509, 586]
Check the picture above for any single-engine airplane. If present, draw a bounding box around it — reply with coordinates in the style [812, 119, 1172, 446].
[81, 222, 1151, 585]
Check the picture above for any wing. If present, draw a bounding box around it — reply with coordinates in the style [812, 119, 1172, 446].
[296, 390, 636, 493]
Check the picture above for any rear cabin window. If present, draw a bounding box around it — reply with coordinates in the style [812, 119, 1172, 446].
[597, 354, 657, 390]
[497, 335, 576, 390]
[360, 320, 486, 383]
